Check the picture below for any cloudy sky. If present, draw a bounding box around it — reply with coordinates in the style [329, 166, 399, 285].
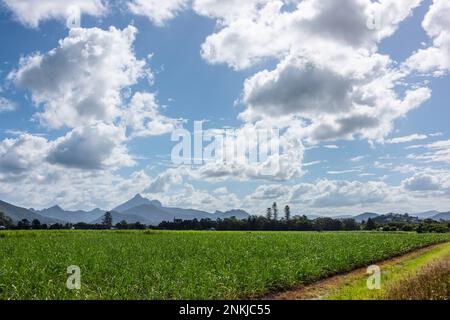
[1, 0, 450, 216]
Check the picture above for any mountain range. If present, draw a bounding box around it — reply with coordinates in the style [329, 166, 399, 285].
[427, 212, 450, 221]
[343, 211, 450, 223]
[411, 210, 441, 219]
[350, 212, 380, 223]
[30, 206, 105, 224]
[0, 200, 59, 224]
[102, 194, 250, 226]
[0, 194, 250, 226]
[1, 195, 449, 226]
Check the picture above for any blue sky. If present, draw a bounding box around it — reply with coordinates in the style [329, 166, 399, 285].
[1, 0, 450, 216]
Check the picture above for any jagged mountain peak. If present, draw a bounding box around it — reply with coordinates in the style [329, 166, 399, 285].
[49, 205, 63, 211]
[113, 194, 162, 213]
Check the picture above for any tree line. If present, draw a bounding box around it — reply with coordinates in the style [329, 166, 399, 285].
[1, 205, 449, 233]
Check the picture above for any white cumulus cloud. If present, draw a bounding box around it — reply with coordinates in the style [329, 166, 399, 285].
[122, 92, 180, 138]
[128, 0, 189, 26]
[47, 123, 134, 170]
[9, 26, 146, 129]
[405, 0, 450, 73]
[402, 173, 441, 191]
[2, 0, 107, 28]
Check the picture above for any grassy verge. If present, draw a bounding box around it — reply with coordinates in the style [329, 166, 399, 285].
[384, 256, 449, 300]
[328, 242, 450, 300]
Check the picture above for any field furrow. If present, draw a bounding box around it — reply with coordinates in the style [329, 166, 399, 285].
[1, 230, 449, 300]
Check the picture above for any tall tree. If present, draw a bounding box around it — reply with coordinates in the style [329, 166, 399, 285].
[272, 202, 278, 221]
[0, 212, 12, 228]
[18, 219, 31, 229]
[284, 205, 291, 221]
[364, 218, 377, 231]
[31, 219, 41, 229]
[266, 208, 272, 221]
[102, 212, 113, 228]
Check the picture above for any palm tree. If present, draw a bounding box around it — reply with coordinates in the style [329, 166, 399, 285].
[272, 202, 278, 221]
[266, 208, 272, 220]
[365, 218, 377, 231]
[102, 212, 113, 228]
[284, 205, 291, 221]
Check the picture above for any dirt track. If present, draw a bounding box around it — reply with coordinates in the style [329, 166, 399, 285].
[263, 243, 449, 300]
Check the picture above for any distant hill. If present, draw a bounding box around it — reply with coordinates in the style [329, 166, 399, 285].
[334, 215, 353, 220]
[109, 195, 251, 225]
[412, 210, 440, 219]
[113, 194, 162, 213]
[293, 213, 377, 221]
[13, 195, 449, 226]
[0, 200, 59, 224]
[373, 213, 420, 224]
[148, 205, 209, 221]
[431, 212, 450, 221]
[118, 204, 175, 225]
[409, 211, 450, 221]
[90, 211, 146, 225]
[32, 206, 104, 224]
[0, 196, 251, 226]
[215, 209, 249, 220]
[305, 214, 323, 220]
[353, 212, 379, 223]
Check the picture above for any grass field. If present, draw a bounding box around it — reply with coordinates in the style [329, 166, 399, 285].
[1, 230, 450, 300]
